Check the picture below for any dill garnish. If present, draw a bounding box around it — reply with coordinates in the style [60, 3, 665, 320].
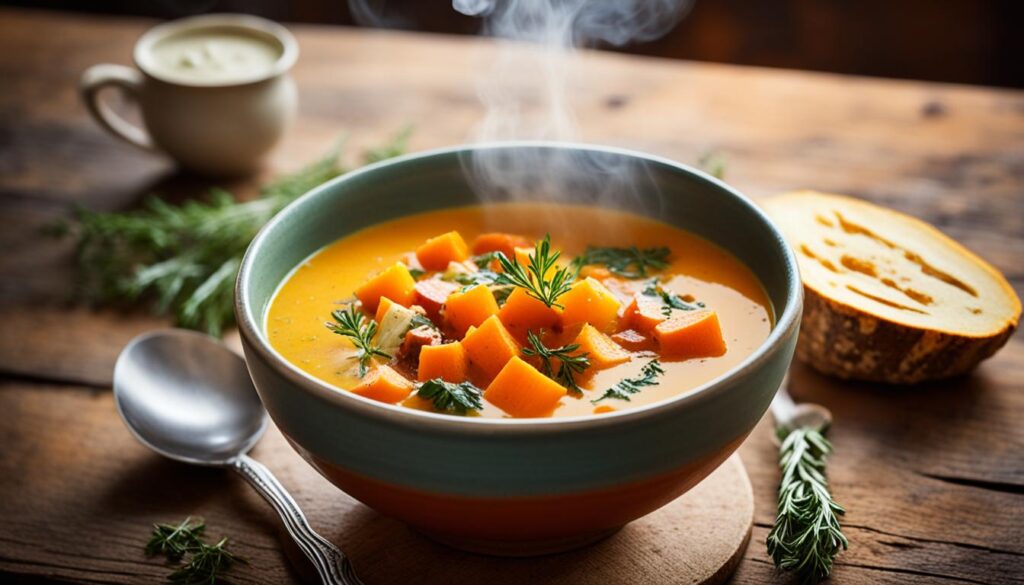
[591, 359, 664, 403]
[521, 330, 590, 396]
[417, 379, 484, 414]
[145, 517, 245, 584]
[495, 235, 575, 308]
[572, 246, 670, 279]
[326, 306, 391, 377]
[642, 279, 703, 317]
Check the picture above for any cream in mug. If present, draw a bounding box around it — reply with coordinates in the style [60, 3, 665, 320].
[149, 28, 283, 84]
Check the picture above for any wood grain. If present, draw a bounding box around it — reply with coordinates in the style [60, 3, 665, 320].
[0, 7, 1021, 584]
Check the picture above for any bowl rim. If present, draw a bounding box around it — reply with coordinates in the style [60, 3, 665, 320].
[236, 141, 802, 435]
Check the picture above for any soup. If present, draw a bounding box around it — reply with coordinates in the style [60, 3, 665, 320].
[267, 203, 772, 418]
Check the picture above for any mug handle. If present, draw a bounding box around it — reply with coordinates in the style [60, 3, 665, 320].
[80, 64, 157, 152]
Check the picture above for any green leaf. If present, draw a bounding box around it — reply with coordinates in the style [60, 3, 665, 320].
[417, 379, 484, 415]
[591, 359, 664, 403]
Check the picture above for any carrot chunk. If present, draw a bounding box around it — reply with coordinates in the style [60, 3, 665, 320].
[351, 365, 414, 404]
[354, 262, 417, 314]
[416, 231, 470, 271]
[559, 277, 621, 331]
[485, 356, 567, 417]
[444, 285, 499, 338]
[374, 296, 396, 323]
[417, 341, 469, 383]
[654, 310, 727, 358]
[622, 293, 666, 335]
[593, 405, 616, 414]
[472, 232, 531, 258]
[461, 315, 520, 379]
[414, 278, 459, 319]
[498, 287, 561, 342]
[572, 324, 631, 370]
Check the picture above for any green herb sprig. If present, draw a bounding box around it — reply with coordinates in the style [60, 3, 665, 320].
[495, 235, 575, 308]
[572, 246, 670, 279]
[642, 280, 704, 317]
[592, 359, 664, 403]
[521, 330, 590, 395]
[767, 426, 847, 582]
[146, 517, 245, 584]
[417, 379, 484, 414]
[52, 131, 410, 336]
[327, 306, 391, 377]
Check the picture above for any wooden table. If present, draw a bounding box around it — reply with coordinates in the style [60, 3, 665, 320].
[1, 8, 1021, 584]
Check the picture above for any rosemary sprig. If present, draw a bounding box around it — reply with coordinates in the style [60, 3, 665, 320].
[417, 378, 484, 414]
[521, 330, 590, 395]
[168, 537, 246, 585]
[495, 235, 575, 308]
[327, 306, 391, 377]
[572, 246, 670, 279]
[767, 426, 847, 582]
[51, 131, 410, 336]
[591, 359, 664, 403]
[145, 517, 206, 562]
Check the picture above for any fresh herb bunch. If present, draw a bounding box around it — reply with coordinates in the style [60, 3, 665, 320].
[52, 131, 410, 336]
[521, 330, 590, 395]
[327, 306, 391, 377]
[417, 378, 484, 414]
[146, 517, 244, 584]
[592, 359, 664, 403]
[767, 426, 847, 582]
[572, 246, 670, 279]
[495, 235, 575, 308]
[642, 280, 704, 317]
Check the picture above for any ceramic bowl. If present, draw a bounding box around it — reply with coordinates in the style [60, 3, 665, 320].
[236, 143, 801, 555]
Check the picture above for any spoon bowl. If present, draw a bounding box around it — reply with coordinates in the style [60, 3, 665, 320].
[114, 329, 266, 465]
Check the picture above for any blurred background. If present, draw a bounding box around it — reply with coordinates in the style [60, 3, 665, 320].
[6, 0, 1023, 88]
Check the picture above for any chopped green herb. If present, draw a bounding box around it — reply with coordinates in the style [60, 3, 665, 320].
[326, 306, 391, 377]
[408, 268, 426, 280]
[495, 235, 575, 308]
[492, 285, 515, 306]
[642, 279, 703, 316]
[417, 379, 484, 414]
[168, 537, 246, 584]
[472, 251, 500, 270]
[572, 246, 670, 279]
[521, 330, 590, 395]
[145, 517, 206, 563]
[450, 269, 502, 289]
[592, 359, 665, 403]
[410, 313, 439, 331]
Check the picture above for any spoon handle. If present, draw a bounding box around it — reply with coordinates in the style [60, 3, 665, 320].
[234, 454, 363, 585]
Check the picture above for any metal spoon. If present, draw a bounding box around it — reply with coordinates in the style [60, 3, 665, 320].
[113, 329, 362, 585]
[770, 372, 832, 440]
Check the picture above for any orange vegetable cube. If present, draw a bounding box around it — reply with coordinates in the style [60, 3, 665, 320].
[417, 342, 469, 383]
[593, 405, 616, 414]
[498, 287, 561, 341]
[559, 277, 621, 331]
[416, 231, 470, 271]
[444, 285, 499, 338]
[354, 262, 416, 314]
[572, 324, 631, 370]
[472, 232, 531, 258]
[485, 356, 567, 418]
[351, 365, 414, 404]
[654, 310, 727, 359]
[622, 294, 666, 335]
[374, 296, 396, 323]
[611, 328, 656, 352]
[461, 315, 520, 379]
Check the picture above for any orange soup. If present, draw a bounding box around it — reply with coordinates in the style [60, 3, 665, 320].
[267, 203, 772, 418]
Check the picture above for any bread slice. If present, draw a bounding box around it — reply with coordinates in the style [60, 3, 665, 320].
[763, 191, 1020, 383]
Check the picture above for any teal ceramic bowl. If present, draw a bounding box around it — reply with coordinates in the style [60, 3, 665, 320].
[236, 143, 801, 555]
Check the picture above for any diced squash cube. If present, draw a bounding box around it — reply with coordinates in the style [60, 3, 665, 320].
[485, 356, 567, 418]
[461, 315, 520, 379]
[444, 284, 499, 338]
[351, 365, 414, 404]
[559, 277, 621, 331]
[572, 324, 631, 370]
[416, 231, 469, 271]
[417, 342, 469, 383]
[375, 296, 396, 323]
[654, 310, 727, 358]
[498, 287, 561, 341]
[622, 293, 666, 335]
[414, 278, 458, 319]
[593, 405, 616, 414]
[472, 232, 531, 258]
[355, 262, 416, 314]
[611, 328, 655, 352]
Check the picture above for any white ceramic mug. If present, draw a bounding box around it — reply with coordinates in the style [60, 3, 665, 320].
[81, 14, 299, 176]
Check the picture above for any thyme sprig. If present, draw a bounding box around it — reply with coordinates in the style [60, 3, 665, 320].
[767, 426, 847, 582]
[521, 330, 590, 395]
[495, 235, 575, 308]
[51, 131, 410, 336]
[592, 359, 664, 403]
[327, 306, 391, 377]
[417, 379, 484, 414]
[145, 517, 206, 562]
[572, 246, 670, 279]
[145, 518, 245, 584]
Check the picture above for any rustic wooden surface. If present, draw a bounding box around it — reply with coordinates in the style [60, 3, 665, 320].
[0, 7, 1022, 584]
